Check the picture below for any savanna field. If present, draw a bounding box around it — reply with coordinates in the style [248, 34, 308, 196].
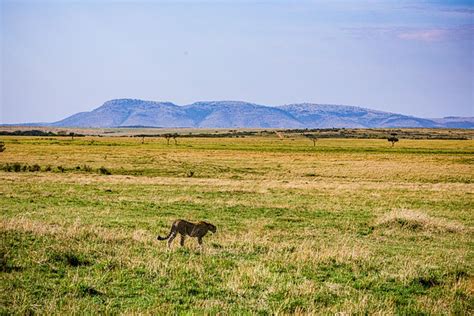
[0, 132, 473, 314]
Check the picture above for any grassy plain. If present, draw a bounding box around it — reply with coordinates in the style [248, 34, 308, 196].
[1, 133, 473, 314]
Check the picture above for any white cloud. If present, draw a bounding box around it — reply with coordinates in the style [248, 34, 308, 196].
[343, 25, 474, 42]
[398, 25, 474, 42]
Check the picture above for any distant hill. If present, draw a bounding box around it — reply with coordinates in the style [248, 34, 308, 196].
[278, 103, 462, 128]
[27, 99, 474, 128]
[428, 117, 474, 129]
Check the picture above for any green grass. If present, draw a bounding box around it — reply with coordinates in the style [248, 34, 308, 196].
[1, 135, 473, 314]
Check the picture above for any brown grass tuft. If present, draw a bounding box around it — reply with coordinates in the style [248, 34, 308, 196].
[375, 209, 467, 233]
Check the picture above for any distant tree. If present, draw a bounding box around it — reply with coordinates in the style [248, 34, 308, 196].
[388, 133, 399, 147]
[163, 134, 171, 145]
[69, 132, 75, 140]
[304, 133, 318, 146]
[0, 141, 5, 152]
[163, 133, 178, 145]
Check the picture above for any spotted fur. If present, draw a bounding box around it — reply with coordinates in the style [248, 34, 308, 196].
[157, 219, 217, 249]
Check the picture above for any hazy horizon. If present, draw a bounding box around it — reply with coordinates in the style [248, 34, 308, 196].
[1, 0, 473, 124]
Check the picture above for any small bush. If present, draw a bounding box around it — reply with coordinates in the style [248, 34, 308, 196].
[29, 164, 41, 172]
[57, 166, 65, 173]
[2, 164, 12, 172]
[12, 163, 22, 172]
[98, 167, 111, 175]
[186, 170, 195, 177]
[0, 141, 5, 152]
[45, 165, 52, 172]
[82, 165, 92, 172]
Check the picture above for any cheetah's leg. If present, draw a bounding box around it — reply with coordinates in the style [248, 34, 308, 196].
[197, 237, 203, 251]
[167, 231, 177, 249]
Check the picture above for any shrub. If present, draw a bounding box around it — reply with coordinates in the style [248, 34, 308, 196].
[57, 166, 65, 173]
[82, 165, 92, 172]
[2, 164, 12, 172]
[29, 164, 41, 172]
[98, 167, 111, 175]
[12, 163, 22, 172]
[0, 141, 5, 152]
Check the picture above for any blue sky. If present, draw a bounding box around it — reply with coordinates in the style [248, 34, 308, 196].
[1, 0, 473, 123]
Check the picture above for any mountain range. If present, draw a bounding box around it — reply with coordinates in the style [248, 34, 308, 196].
[37, 99, 474, 129]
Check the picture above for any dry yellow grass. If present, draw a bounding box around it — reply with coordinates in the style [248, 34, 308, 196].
[375, 209, 468, 233]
